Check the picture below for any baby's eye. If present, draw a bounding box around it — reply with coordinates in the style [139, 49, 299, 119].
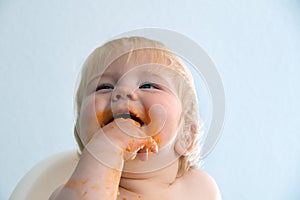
[96, 84, 114, 91]
[139, 83, 159, 89]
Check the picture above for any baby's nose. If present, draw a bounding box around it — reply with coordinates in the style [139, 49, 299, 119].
[112, 87, 137, 101]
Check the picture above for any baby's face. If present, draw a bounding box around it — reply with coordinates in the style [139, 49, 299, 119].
[79, 53, 182, 172]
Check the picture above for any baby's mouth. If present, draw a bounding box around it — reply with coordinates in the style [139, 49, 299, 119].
[106, 112, 144, 127]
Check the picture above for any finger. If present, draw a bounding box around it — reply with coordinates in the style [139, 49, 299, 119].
[148, 139, 158, 153]
[124, 142, 145, 161]
[112, 118, 148, 138]
[137, 147, 149, 161]
[123, 151, 137, 160]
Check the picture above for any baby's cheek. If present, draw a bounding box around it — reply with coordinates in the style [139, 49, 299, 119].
[96, 110, 111, 127]
[150, 131, 174, 150]
[158, 118, 181, 147]
[94, 96, 111, 127]
[79, 101, 100, 145]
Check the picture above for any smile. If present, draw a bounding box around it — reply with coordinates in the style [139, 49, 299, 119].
[106, 111, 144, 127]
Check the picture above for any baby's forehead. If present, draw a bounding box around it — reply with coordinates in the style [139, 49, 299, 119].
[89, 50, 179, 79]
[89, 64, 178, 87]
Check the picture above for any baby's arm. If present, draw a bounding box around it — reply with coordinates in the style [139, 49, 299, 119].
[49, 118, 156, 200]
[49, 147, 122, 199]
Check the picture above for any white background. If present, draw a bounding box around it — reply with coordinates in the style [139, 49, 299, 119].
[1, 1, 300, 199]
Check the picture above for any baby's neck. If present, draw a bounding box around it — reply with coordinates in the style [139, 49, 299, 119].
[119, 160, 179, 197]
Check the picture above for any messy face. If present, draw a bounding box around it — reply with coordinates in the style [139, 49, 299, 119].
[78, 51, 183, 172]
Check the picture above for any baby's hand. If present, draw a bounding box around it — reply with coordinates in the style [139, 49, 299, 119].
[103, 118, 159, 159]
[84, 118, 158, 169]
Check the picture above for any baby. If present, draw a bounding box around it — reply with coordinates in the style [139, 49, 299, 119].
[50, 37, 221, 200]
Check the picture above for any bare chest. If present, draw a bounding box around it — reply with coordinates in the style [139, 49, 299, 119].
[116, 184, 196, 200]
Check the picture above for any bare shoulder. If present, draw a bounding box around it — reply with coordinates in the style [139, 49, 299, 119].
[182, 168, 222, 200]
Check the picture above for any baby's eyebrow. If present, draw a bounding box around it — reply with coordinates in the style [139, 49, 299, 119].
[141, 70, 169, 80]
[87, 72, 116, 87]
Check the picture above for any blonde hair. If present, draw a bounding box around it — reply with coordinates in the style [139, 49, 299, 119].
[74, 36, 202, 174]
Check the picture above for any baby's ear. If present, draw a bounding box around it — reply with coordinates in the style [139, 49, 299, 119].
[174, 124, 197, 156]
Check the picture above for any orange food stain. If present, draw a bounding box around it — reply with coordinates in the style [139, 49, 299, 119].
[124, 136, 161, 155]
[125, 139, 134, 152]
[64, 175, 123, 198]
[127, 106, 143, 117]
[64, 178, 91, 198]
[91, 183, 101, 190]
[65, 178, 90, 189]
[152, 134, 161, 146]
[104, 169, 121, 188]
[97, 110, 112, 127]
[81, 178, 88, 185]
[98, 170, 121, 198]
[132, 120, 141, 127]
[112, 170, 121, 182]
